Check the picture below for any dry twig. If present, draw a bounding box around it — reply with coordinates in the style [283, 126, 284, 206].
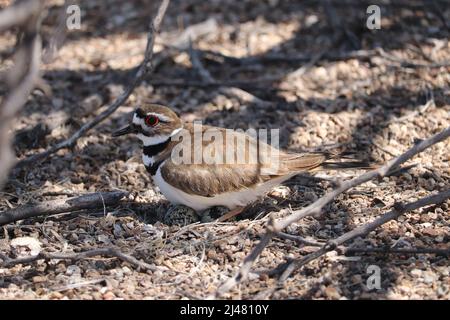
[0, 247, 158, 272]
[0, 191, 128, 226]
[169, 18, 218, 50]
[275, 232, 324, 247]
[378, 48, 450, 68]
[0, 0, 44, 188]
[205, 48, 378, 66]
[148, 79, 274, 92]
[343, 246, 450, 256]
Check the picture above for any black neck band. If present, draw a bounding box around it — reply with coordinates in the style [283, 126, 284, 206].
[143, 138, 171, 157]
[143, 138, 171, 176]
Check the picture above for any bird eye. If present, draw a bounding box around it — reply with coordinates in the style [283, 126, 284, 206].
[145, 115, 159, 126]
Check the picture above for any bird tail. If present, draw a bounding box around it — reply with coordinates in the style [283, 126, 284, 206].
[282, 151, 375, 173]
[319, 160, 374, 170]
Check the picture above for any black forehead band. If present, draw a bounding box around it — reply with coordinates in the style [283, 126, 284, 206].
[135, 108, 146, 119]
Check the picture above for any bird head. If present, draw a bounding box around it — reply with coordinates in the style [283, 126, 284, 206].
[112, 104, 183, 145]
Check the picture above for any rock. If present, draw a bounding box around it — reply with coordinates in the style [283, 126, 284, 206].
[122, 266, 132, 275]
[32, 276, 47, 283]
[10, 236, 42, 256]
[351, 275, 362, 284]
[66, 265, 81, 276]
[411, 269, 422, 277]
[106, 278, 119, 289]
[49, 291, 63, 299]
[102, 291, 116, 300]
[324, 286, 341, 299]
[270, 186, 291, 198]
[422, 272, 436, 284]
[422, 227, 440, 237]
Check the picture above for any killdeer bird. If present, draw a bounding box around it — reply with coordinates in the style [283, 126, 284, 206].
[113, 104, 367, 216]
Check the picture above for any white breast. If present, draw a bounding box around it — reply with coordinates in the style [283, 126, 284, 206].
[152, 162, 295, 211]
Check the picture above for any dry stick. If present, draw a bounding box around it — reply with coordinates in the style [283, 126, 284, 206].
[169, 18, 218, 50]
[188, 43, 273, 108]
[205, 48, 378, 66]
[279, 189, 450, 281]
[0, 191, 128, 226]
[42, 0, 70, 64]
[0, 0, 44, 188]
[205, 47, 450, 69]
[15, 0, 170, 169]
[148, 79, 274, 92]
[276, 232, 324, 247]
[0, 247, 158, 272]
[343, 246, 450, 256]
[377, 48, 450, 69]
[215, 126, 450, 297]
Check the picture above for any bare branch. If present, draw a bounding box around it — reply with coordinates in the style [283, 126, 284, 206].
[343, 246, 450, 256]
[378, 48, 450, 68]
[0, 0, 44, 188]
[0, 191, 128, 226]
[276, 232, 324, 247]
[215, 126, 450, 297]
[170, 18, 218, 49]
[148, 79, 274, 92]
[16, 0, 171, 169]
[204, 48, 378, 66]
[0, 247, 159, 272]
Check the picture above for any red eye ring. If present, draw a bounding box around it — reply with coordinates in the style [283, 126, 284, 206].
[145, 115, 159, 127]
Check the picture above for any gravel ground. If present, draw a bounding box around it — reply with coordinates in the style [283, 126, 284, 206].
[0, 0, 449, 299]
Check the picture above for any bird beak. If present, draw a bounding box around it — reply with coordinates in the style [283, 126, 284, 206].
[112, 124, 136, 137]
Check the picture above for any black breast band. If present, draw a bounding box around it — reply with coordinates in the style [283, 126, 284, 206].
[143, 138, 171, 176]
[143, 138, 171, 157]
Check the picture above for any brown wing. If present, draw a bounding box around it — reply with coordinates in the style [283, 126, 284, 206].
[160, 161, 268, 197]
[160, 125, 276, 196]
[160, 124, 328, 197]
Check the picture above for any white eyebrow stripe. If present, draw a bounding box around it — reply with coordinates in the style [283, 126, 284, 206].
[132, 114, 144, 125]
[146, 113, 172, 122]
